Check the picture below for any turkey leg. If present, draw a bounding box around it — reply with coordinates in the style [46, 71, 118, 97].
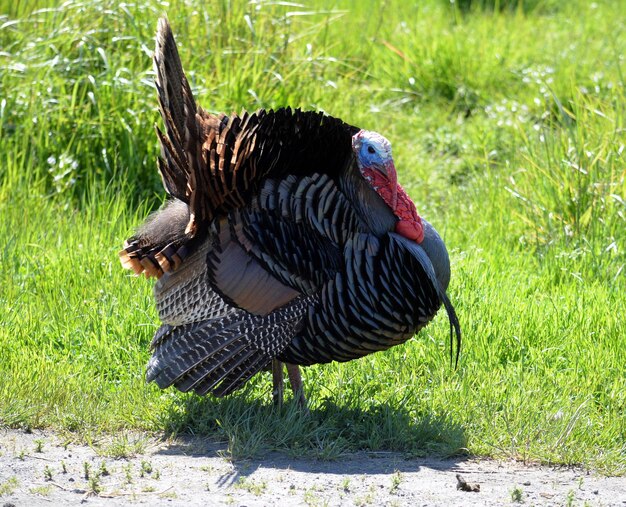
[286, 363, 307, 408]
[271, 359, 284, 406]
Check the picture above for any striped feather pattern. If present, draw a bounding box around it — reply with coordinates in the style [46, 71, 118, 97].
[147, 296, 311, 397]
[231, 174, 363, 293]
[280, 233, 442, 365]
[208, 172, 447, 366]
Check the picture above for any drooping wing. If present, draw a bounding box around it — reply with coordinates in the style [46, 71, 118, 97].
[279, 232, 445, 366]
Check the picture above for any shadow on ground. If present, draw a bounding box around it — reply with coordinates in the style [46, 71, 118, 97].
[154, 393, 467, 485]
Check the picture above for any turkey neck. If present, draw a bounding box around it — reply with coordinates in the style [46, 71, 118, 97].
[339, 161, 397, 236]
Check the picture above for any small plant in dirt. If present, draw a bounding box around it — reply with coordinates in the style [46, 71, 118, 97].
[101, 433, 146, 459]
[30, 485, 52, 496]
[390, 470, 402, 494]
[303, 488, 318, 506]
[83, 461, 91, 480]
[159, 490, 178, 500]
[354, 490, 376, 506]
[340, 478, 350, 492]
[43, 465, 53, 481]
[511, 486, 524, 502]
[122, 463, 133, 484]
[140, 460, 153, 477]
[99, 461, 110, 477]
[88, 475, 102, 495]
[0, 477, 19, 496]
[34, 439, 44, 453]
[235, 477, 267, 496]
[61, 460, 67, 473]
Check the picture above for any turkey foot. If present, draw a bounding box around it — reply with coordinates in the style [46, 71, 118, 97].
[286, 363, 308, 410]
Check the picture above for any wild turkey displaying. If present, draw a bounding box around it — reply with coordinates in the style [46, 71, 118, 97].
[120, 18, 461, 405]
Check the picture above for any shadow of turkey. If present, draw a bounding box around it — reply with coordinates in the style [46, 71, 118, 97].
[154, 393, 467, 469]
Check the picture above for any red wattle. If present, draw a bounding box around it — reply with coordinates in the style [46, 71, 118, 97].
[362, 164, 423, 244]
[394, 184, 423, 243]
[395, 219, 424, 243]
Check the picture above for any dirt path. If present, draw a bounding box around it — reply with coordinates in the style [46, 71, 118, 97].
[1, 429, 624, 506]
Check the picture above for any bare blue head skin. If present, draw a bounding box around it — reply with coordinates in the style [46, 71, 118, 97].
[353, 131, 394, 173]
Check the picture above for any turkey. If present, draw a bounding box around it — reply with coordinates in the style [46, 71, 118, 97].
[119, 18, 461, 406]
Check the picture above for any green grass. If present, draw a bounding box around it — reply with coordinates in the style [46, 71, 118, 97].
[1, 0, 625, 472]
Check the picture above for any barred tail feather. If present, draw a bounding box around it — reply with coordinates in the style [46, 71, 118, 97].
[153, 17, 198, 203]
[118, 199, 191, 279]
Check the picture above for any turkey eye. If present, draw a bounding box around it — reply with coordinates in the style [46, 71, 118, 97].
[367, 146, 376, 154]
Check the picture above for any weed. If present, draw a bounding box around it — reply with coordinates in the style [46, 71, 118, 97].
[511, 486, 523, 502]
[30, 485, 52, 496]
[341, 478, 350, 492]
[390, 470, 402, 494]
[83, 462, 91, 480]
[88, 475, 102, 495]
[159, 491, 178, 500]
[100, 434, 147, 459]
[0, 477, 19, 496]
[43, 465, 53, 481]
[140, 460, 153, 477]
[235, 477, 267, 496]
[34, 439, 44, 453]
[566, 489, 576, 507]
[303, 488, 318, 506]
[99, 461, 110, 477]
[122, 463, 133, 485]
[354, 490, 376, 506]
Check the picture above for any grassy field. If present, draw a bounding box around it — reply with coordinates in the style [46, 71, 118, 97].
[1, 0, 625, 472]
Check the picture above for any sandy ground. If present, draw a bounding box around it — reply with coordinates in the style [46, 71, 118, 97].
[0, 429, 625, 506]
